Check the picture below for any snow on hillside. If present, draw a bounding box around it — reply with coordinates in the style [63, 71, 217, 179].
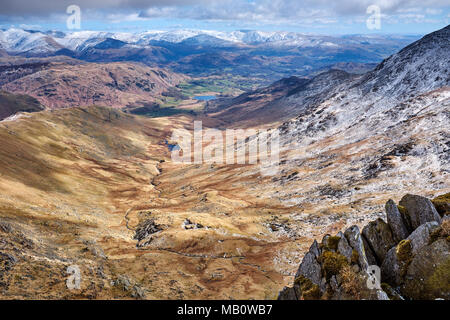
[0, 28, 420, 54]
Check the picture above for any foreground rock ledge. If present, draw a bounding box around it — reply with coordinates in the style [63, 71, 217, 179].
[278, 192, 450, 300]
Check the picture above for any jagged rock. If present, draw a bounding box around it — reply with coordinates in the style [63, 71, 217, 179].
[277, 192, 449, 300]
[182, 219, 204, 230]
[309, 240, 321, 259]
[330, 275, 339, 291]
[362, 237, 378, 266]
[399, 194, 441, 231]
[337, 233, 353, 262]
[113, 275, 146, 299]
[344, 225, 369, 270]
[385, 199, 409, 242]
[381, 221, 440, 287]
[134, 219, 162, 241]
[402, 239, 450, 300]
[362, 218, 396, 264]
[408, 221, 440, 255]
[294, 250, 321, 285]
[381, 245, 402, 286]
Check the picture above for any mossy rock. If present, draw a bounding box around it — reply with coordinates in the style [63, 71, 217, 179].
[396, 239, 412, 263]
[294, 275, 321, 300]
[396, 239, 413, 278]
[320, 251, 349, 280]
[429, 220, 450, 243]
[431, 192, 450, 217]
[402, 239, 450, 299]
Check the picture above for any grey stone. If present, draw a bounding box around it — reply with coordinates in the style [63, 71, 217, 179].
[402, 239, 450, 300]
[381, 247, 402, 286]
[399, 194, 441, 231]
[380, 221, 440, 287]
[337, 233, 353, 262]
[407, 221, 440, 255]
[294, 250, 321, 285]
[309, 240, 320, 259]
[385, 199, 409, 242]
[344, 225, 369, 270]
[362, 236, 378, 266]
[362, 218, 396, 264]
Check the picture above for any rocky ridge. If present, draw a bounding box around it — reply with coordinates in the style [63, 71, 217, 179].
[278, 192, 449, 300]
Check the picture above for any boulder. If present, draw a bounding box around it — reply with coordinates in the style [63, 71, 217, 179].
[407, 221, 440, 255]
[344, 225, 369, 270]
[337, 233, 353, 262]
[362, 236, 378, 266]
[362, 218, 396, 264]
[381, 246, 402, 287]
[402, 239, 450, 300]
[385, 199, 409, 242]
[399, 194, 441, 231]
[381, 221, 440, 287]
[294, 250, 321, 285]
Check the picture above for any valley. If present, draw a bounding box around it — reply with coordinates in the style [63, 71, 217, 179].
[0, 24, 449, 300]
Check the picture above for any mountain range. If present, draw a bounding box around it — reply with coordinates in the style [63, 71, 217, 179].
[0, 25, 448, 300]
[0, 28, 420, 82]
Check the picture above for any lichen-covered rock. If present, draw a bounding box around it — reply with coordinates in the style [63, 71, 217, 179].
[381, 221, 440, 287]
[402, 239, 450, 300]
[337, 233, 353, 262]
[277, 192, 449, 301]
[362, 236, 378, 266]
[362, 218, 396, 264]
[309, 240, 321, 259]
[385, 199, 409, 242]
[399, 194, 441, 231]
[407, 221, 440, 255]
[344, 225, 369, 270]
[381, 247, 402, 286]
[294, 250, 321, 285]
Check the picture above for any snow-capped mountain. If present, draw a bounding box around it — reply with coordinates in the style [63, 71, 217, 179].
[0, 28, 63, 54]
[0, 28, 420, 55]
[277, 24, 449, 154]
[211, 24, 449, 147]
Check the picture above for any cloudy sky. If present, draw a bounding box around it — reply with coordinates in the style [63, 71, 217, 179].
[1, 0, 449, 34]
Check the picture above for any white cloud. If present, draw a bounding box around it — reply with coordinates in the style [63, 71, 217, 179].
[0, 0, 448, 27]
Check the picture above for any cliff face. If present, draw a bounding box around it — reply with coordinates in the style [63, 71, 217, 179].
[278, 192, 450, 300]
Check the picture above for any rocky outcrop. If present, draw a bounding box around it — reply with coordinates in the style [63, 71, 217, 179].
[134, 219, 162, 248]
[399, 194, 441, 232]
[278, 192, 450, 300]
[385, 199, 409, 242]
